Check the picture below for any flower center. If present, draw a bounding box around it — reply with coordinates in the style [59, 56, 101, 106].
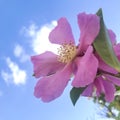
[57, 43, 77, 63]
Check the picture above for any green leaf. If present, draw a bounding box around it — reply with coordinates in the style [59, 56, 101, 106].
[70, 87, 86, 106]
[93, 8, 120, 72]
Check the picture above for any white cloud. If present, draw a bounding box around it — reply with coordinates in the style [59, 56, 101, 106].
[22, 21, 59, 54]
[1, 57, 27, 85]
[14, 44, 29, 62]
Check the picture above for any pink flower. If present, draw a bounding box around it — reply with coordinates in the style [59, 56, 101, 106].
[31, 13, 100, 102]
[82, 73, 120, 102]
[82, 30, 120, 102]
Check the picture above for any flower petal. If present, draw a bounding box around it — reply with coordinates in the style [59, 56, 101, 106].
[49, 18, 75, 45]
[104, 74, 120, 86]
[108, 29, 116, 45]
[72, 46, 98, 87]
[102, 80, 115, 102]
[94, 77, 105, 96]
[34, 63, 72, 102]
[78, 13, 100, 51]
[81, 84, 94, 97]
[31, 51, 65, 78]
[96, 53, 117, 74]
[95, 77, 115, 102]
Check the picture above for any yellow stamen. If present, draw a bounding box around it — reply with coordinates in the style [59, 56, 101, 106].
[57, 43, 77, 63]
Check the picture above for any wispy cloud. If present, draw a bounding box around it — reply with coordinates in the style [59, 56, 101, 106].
[22, 21, 59, 54]
[1, 21, 59, 86]
[1, 57, 27, 86]
[14, 44, 29, 62]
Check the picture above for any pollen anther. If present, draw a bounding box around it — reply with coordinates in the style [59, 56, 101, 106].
[57, 43, 77, 63]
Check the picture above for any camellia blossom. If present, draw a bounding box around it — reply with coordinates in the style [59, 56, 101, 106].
[82, 30, 120, 102]
[31, 13, 100, 102]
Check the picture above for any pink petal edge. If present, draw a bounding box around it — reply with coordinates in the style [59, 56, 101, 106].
[31, 51, 65, 78]
[72, 46, 98, 87]
[34, 63, 73, 102]
[49, 18, 75, 45]
[78, 13, 100, 51]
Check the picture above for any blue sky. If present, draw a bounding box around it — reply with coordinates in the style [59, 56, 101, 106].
[0, 0, 120, 120]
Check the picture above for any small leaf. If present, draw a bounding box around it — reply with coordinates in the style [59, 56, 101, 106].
[70, 87, 86, 106]
[93, 8, 120, 72]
